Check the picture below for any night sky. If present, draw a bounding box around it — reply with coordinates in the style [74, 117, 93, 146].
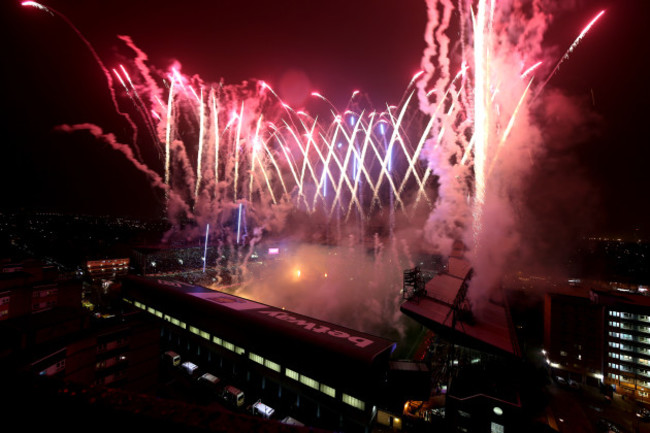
[1, 0, 649, 239]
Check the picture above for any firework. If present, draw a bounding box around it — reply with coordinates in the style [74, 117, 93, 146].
[24, 0, 604, 267]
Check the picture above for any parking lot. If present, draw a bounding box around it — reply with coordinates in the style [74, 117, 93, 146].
[157, 351, 310, 427]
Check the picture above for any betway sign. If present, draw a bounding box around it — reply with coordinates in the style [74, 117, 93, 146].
[187, 289, 376, 349]
[257, 310, 374, 348]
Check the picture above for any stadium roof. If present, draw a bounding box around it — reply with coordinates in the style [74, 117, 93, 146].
[400, 254, 520, 358]
[122, 275, 396, 388]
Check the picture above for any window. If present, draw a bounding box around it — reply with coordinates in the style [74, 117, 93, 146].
[560, 351, 568, 357]
[190, 326, 201, 336]
[300, 374, 319, 390]
[342, 393, 365, 410]
[286, 368, 299, 381]
[249, 352, 264, 365]
[264, 359, 281, 373]
[212, 336, 222, 346]
[200, 330, 210, 340]
[491, 422, 505, 433]
[320, 383, 336, 398]
[234, 346, 245, 355]
[222, 340, 235, 352]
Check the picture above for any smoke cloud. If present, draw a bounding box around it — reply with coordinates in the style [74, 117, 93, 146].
[416, 0, 603, 303]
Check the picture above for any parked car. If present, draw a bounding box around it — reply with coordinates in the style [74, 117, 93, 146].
[180, 361, 199, 377]
[568, 379, 581, 390]
[637, 407, 650, 421]
[163, 350, 181, 367]
[222, 385, 245, 408]
[251, 400, 275, 419]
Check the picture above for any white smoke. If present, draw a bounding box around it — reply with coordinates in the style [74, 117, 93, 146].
[417, 0, 600, 301]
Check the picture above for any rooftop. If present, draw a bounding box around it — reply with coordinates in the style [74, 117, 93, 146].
[400, 251, 520, 358]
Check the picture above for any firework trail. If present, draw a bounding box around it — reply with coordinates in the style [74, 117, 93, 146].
[415, 0, 603, 299]
[21, 1, 144, 162]
[535, 9, 606, 99]
[23, 1, 603, 298]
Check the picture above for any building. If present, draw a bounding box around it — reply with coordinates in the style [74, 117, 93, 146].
[543, 290, 603, 387]
[121, 275, 398, 432]
[544, 287, 650, 404]
[0, 258, 159, 394]
[0, 258, 81, 321]
[86, 258, 130, 282]
[593, 289, 650, 402]
[399, 243, 523, 433]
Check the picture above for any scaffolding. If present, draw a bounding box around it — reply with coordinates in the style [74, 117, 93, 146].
[403, 267, 426, 302]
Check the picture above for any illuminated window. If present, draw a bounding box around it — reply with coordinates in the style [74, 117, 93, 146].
[491, 422, 504, 433]
[212, 336, 222, 346]
[178, 321, 187, 329]
[249, 352, 264, 365]
[200, 330, 210, 340]
[320, 383, 336, 398]
[300, 374, 319, 390]
[342, 393, 365, 410]
[155, 310, 163, 318]
[147, 307, 156, 315]
[264, 359, 281, 373]
[171, 317, 180, 327]
[222, 340, 235, 352]
[286, 368, 299, 381]
[190, 326, 201, 336]
[163, 314, 171, 322]
[235, 346, 245, 355]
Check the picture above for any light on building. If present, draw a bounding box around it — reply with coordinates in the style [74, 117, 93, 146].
[493, 407, 503, 416]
